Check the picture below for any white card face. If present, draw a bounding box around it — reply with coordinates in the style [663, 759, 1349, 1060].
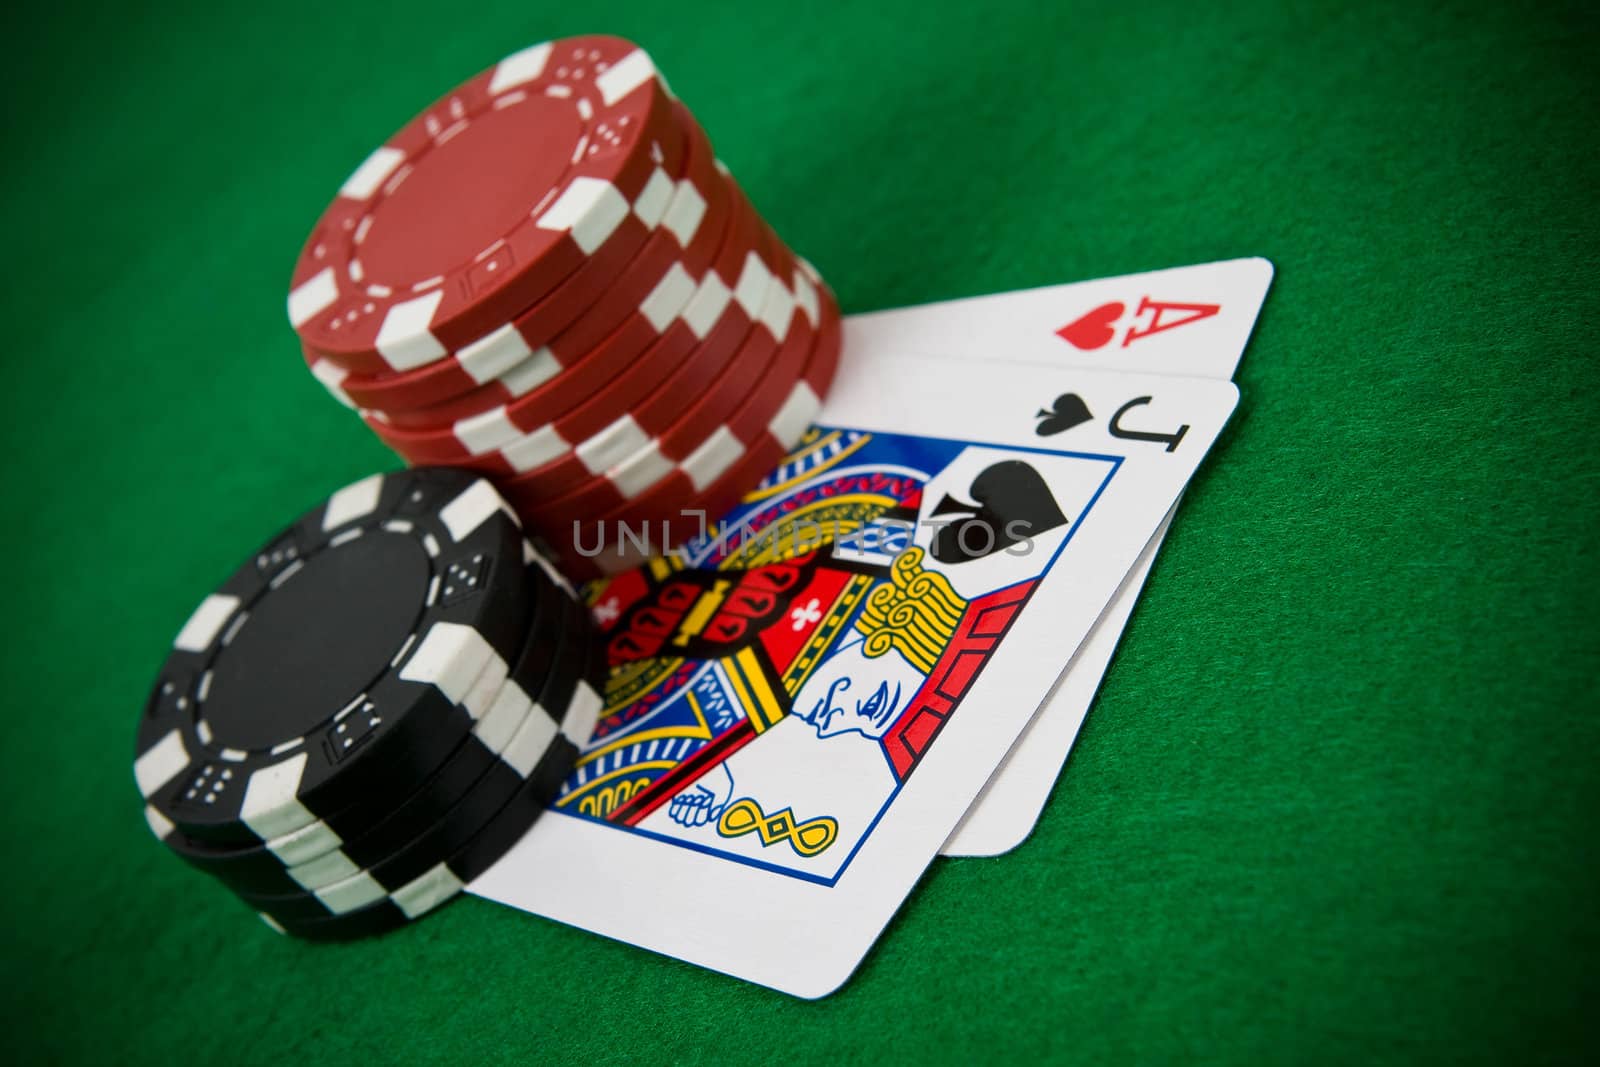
[871, 257, 1273, 857]
[943, 509, 1172, 855]
[845, 257, 1272, 381]
[468, 350, 1238, 999]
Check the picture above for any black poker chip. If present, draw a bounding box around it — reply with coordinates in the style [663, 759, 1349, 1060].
[133, 468, 533, 848]
[236, 589, 602, 924]
[253, 622, 606, 939]
[155, 562, 575, 897]
[251, 727, 580, 939]
[134, 467, 611, 940]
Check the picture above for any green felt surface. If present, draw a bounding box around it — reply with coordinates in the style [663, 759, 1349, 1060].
[3, 0, 1597, 1061]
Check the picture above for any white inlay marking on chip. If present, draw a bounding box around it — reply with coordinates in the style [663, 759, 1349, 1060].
[769, 383, 821, 447]
[632, 168, 675, 229]
[457, 323, 533, 383]
[610, 443, 675, 498]
[288, 268, 339, 328]
[682, 427, 745, 491]
[375, 291, 449, 370]
[475, 684, 534, 754]
[661, 179, 706, 246]
[455, 408, 521, 456]
[537, 178, 629, 255]
[288, 848, 362, 892]
[341, 146, 406, 201]
[489, 42, 553, 94]
[240, 754, 315, 839]
[310, 359, 355, 408]
[328, 529, 362, 550]
[134, 731, 190, 797]
[315, 871, 389, 915]
[499, 347, 561, 396]
[641, 263, 697, 332]
[402, 623, 494, 705]
[393, 864, 464, 918]
[501, 425, 571, 472]
[459, 653, 511, 720]
[562, 681, 603, 746]
[681, 273, 731, 339]
[792, 271, 819, 325]
[595, 49, 657, 106]
[323, 474, 384, 531]
[174, 595, 241, 653]
[144, 805, 175, 840]
[438, 480, 503, 540]
[268, 820, 344, 866]
[732, 253, 772, 319]
[759, 277, 797, 341]
[577, 416, 650, 474]
[502, 705, 559, 777]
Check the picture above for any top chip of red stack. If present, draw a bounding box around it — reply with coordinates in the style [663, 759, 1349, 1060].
[286, 36, 678, 376]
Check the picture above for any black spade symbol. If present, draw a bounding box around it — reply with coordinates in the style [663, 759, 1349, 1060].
[931, 460, 1070, 564]
[1035, 393, 1092, 437]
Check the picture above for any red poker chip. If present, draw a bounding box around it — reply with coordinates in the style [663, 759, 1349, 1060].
[359, 108, 737, 454]
[538, 107, 732, 365]
[288, 36, 681, 376]
[555, 309, 840, 581]
[475, 188, 778, 503]
[525, 270, 842, 577]
[498, 214, 800, 519]
[320, 101, 726, 421]
[591, 201, 795, 471]
[645, 233, 809, 468]
[308, 211, 655, 411]
[373, 170, 777, 484]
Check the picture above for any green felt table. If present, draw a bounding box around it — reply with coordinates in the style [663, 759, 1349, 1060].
[4, 0, 1596, 1061]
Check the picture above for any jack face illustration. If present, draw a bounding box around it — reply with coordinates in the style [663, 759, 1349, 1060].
[792, 637, 913, 741]
[552, 428, 1111, 883]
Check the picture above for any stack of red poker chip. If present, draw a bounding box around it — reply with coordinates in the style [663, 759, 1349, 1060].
[288, 35, 840, 581]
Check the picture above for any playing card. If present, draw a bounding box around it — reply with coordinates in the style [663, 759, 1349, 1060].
[843, 257, 1273, 856]
[944, 509, 1173, 854]
[468, 349, 1239, 998]
[844, 257, 1272, 380]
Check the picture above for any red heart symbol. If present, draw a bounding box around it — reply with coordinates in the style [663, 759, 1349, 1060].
[1055, 302, 1124, 351]
[709, 616, 749, 642]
